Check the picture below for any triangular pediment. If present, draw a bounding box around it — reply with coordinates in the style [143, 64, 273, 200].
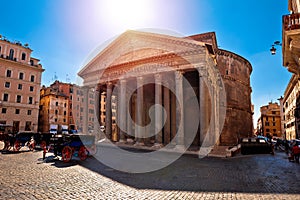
[78, 30, 209, 79]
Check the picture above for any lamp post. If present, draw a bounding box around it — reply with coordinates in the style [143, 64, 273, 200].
[270, 41, 282, 55]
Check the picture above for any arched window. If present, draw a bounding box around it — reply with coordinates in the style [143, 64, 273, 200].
[21, 53, 26, 60]
[9, 49, 14, 60]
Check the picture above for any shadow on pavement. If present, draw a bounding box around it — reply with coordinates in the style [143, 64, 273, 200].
[1, 149, 34, 154]
[75, 149, 300, 194]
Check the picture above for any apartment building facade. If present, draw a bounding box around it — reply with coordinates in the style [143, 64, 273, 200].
[0, 36, 44, 133]
[38, 81, 98, 134]
[257, 102, 282, 138]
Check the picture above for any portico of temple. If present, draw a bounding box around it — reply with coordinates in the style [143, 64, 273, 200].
[78, 30, 253, 149]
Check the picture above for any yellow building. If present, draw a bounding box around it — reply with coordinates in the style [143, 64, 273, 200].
[38, 81, 101, 134]
[39, 86, 69, 133]
[258, 102, 282, 138]
[0, 36, 44, 133]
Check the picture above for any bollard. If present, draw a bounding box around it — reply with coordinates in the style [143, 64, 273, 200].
[43, 146, 46, 160]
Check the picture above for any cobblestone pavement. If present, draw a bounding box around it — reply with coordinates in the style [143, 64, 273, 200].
[0, 142, 299, 200]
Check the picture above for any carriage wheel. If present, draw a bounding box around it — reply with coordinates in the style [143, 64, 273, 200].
[40, 141, 47, 149]
[62, 146, 72, 163]
[14, 140, 21, 151]
[78, 146, 88, 161]
[3, 140, 9, 150]
[87, 144, 97, 155]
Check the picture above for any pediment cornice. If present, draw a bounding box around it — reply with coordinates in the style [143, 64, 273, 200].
[78, 30, 208, 77]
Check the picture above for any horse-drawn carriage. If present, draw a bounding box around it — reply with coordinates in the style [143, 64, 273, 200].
[1, 129, 54, 152]
[46, 133, 97, 162]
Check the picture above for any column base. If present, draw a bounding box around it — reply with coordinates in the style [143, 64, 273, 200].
[152, 143, 163, 149]
[134, 141, 145, 146]
[116, 139, 126, 144]
[174, 145, 185, 153]
[126, 138, 135, 144]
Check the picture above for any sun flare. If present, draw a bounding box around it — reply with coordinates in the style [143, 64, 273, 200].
[102, 0, 153, 29]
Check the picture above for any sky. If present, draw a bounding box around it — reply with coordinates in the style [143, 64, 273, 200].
[0, 0, 291, 127]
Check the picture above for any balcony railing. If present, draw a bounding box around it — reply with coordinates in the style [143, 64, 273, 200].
[283, 13, 300, 31]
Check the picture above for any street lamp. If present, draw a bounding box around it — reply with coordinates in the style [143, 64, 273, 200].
[270, 41, 282, 55]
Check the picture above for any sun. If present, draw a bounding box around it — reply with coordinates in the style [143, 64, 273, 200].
[101, 0, 153, 30]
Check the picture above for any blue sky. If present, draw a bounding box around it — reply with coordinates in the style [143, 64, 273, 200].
[0, 0, 291, 126]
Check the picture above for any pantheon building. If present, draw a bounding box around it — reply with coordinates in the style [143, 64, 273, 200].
[78, 30, 253, 149]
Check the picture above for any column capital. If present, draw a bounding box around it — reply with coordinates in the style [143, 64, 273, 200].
[107, 81, 113, 87]
[137, 76, 143, 80]
[154, 73, 162, 80]
[197, 66, 208, 77]
[137, 76, 144, 85]
[120, 79, 127, 84]
[175, 70, 184, 80]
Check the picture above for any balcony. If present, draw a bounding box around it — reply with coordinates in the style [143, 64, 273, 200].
[282, 13, 300, 74]
[283, 13, 300, 31]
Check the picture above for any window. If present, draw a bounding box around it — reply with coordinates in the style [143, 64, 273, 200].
[19, 72, 24, 80]
[25, 121, 31, 131]
[30, 75, 35, 82]
[6, 70, 11, 77]
[55, 110, 58, 115]
[266, 128, 270, 132]
[18, 84, 22, 90]
[16, 95, 21, 103]
[27, 110, 32, 115]
[15, 109, 20, 114]
[64, 111, 66, 116]
[21, 53, 26, 60]
[30, 60, 34, 66]
[9, 49, 14, 60]
[64, 103, 67, 107]
[3, 94, 8, 101]
[1, 108, 7, 114]
[56, 102, 58, 106]
[30, 86, 34, 92]
[5, 82, 10, 88]
[55, 118, 57, 122]
[28, 97, 33, 104]
[265, 122, 270, 126]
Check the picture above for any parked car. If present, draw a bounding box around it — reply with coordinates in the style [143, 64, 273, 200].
[240, 136, 273, 155]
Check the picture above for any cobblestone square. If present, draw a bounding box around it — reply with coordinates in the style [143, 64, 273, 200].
[0, 142, 299, 200]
